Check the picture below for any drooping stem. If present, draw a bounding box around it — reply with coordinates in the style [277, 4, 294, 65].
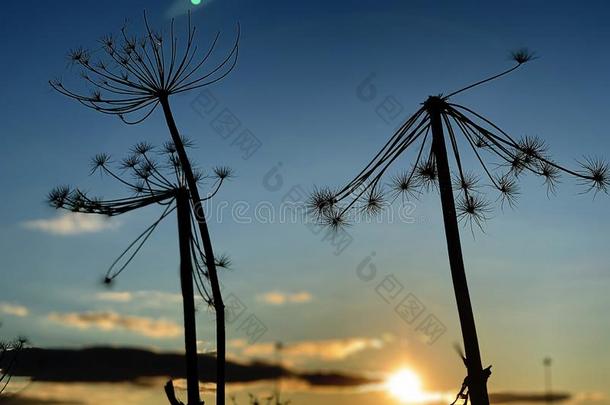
[426, 96, 490, 405]
[176, 188, 201, 405]
[443, 63, 521, 99]
[160, 96, 226, 405]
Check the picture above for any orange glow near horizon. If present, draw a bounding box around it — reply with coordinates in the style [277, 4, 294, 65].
[385, 368, 451, 404]
[386, 369, 425, 403]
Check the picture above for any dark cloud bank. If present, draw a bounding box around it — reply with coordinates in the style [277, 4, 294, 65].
[2, 346, 374, 386]
[1, 347, 571, 404]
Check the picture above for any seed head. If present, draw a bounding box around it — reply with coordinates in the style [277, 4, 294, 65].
[120, 155, 141, 170]
[48, 186, 72, 208]
[162, 140, 177, 154]
[307, 187, 337, 219]
[495, 174, 520, 209]
[457, 193, 492, 232]
[100, 34, 115, 50]
[89, 153, 111, 174]
[511, 48, 536, 64]
[415, 159, 438, 191]
[517, 136, 548, 160]
[321, 208, 350, 231]
[67, 47, 90, 65]
[453, 171, 480, 194]
[362, 187, 386, 215]
[213, 166, 233, 180]
[132, 141, 154, 155]
[539, 161, 561, 196]
[215, 254, 232, 269]
[578, 156, 609, 196]
[390, 170, 420, 201]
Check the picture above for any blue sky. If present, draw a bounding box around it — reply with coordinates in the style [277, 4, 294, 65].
[1, 0, 609, 401]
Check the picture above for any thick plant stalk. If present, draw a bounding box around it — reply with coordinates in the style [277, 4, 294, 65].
[426, 97, 490, 405]
[176, 188, 202, 405]
[160, 96, 226, 405]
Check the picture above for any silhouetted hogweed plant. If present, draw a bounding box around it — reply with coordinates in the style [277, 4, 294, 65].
[50, 12, 239, 124]
[48, 140, 232, 290]
[310, 49, 608, 405]
[311, 53, 607, 233]
[50, 11, 239, 405]
[48, 140, 232, 405]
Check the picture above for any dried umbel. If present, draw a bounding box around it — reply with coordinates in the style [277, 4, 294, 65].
[50, 12, 239, 405]
[310, 48, 607, 405]
[50, 11, 239, 124]
[48, 140, 232, 305]
[310, 50, 607, 233]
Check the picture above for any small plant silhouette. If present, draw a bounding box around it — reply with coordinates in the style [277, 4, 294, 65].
[48, 141, 232, 405]
[0, 332, 27, 396]
[50, 11, 239, 405]
[310, 49, 607, 405]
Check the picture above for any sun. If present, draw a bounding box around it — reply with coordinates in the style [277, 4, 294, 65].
[386, 368, 426, 403]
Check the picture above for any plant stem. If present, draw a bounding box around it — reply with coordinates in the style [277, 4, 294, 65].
[176, 188, 201, 405]
[427, 96, 490, 405]
[161, 96, 226, 405]
[544, 358, 553, 405]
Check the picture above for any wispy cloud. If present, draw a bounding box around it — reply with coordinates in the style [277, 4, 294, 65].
[257, 291, 313, 305]
[573, 392, 607, 402]
[95, 290, 182, 307]
[22, 212, 119, 236]
[0, 302, 29, 317]
[48, 311, 181, 339]
[95, 290, 184, 310]
[95, 291, 133, 303]
[237, 337, 383, 362]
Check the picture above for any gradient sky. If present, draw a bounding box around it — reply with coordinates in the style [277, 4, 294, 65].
[1, 1, 609, 404]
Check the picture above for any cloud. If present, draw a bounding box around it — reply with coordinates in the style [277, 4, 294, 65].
[228, 338, 248, 348]
[572, 392, 607, 402]
[95, 290, 182, 306]
[0, 302, 29, 317]
[3, 347, 378, 390]
[241, 337, 383, 362]
[48, 311, 181, 339]
[23, 212, 119, 236]
[257, 291, 313, 305]
[95, 291, 133, 303]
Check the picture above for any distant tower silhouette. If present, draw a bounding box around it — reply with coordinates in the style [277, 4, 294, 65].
[273, 342, 284, 405]
[543, 357, 553, 405]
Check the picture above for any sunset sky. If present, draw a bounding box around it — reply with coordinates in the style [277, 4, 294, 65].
[1, 1, 609, 404]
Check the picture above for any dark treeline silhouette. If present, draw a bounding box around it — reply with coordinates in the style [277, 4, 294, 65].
[0, 347, 376, 388]
[1, 347, 572, 404]
[0, 397, 79, 405]
[489, 393, 571, 404]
